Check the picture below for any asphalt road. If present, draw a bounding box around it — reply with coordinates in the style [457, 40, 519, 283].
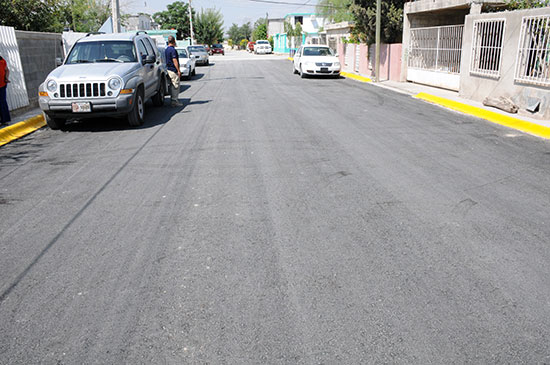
[1, 54, 550, 363]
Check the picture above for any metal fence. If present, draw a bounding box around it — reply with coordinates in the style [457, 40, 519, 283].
[408, 25, 464, 74]
[470, 19, 506, 78]
[515, 14, 550, 86]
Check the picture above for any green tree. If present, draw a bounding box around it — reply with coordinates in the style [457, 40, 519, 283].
[195, 8, 224, 45]
[153, 1, 195, 40]
[284, 20, 304, 48]
[240, 22, 253, 41]
[240, 38, 249, 49]
[351, 0, 404, 45]
[227, 22, 253, 45]
[506, 0, 549, 8]
[252, 23, 267, 41]
[316, 0, 354, 23]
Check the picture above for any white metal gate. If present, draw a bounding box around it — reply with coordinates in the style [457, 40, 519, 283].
[408, 25, 464, 90]
[0, 26, 29, 110]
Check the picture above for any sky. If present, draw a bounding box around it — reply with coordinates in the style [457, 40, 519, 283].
[125, 0, 320, 30]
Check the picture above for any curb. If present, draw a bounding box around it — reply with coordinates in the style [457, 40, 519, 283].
[0, 114, 46, 147]
[340, 71, 372, 83]
[414, 92, 550, 140]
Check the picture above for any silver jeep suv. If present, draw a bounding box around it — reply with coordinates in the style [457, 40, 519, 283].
[39, 32, 167, 129]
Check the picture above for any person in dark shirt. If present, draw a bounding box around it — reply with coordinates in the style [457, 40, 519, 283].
[0, 55, 11, 125]
[164, 36, 182, 107]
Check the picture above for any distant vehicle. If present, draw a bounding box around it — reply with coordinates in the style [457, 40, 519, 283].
[293, 45, 341, 78]
[175, 47, 196, 79]
[247, 41, 255, 53]
[187, 45, 209, 65]
[38, 32, 167, 129]
[211, 44, 225, 55]
[203, 44, 211, 54]
[254, 40, 272, 54]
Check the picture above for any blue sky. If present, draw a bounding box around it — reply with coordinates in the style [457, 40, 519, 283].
[126, 0, 319, 30]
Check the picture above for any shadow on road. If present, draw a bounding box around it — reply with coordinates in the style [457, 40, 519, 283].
[58, 98, 189, 132]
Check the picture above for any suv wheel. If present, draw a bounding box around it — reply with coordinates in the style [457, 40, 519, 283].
[44, 113, 66, 130]
[128, 89, 144, 126]
[152, 77, 165, 107]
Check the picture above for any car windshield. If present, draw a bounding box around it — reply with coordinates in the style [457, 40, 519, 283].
[303, 47, 334, 57]
[213, 44, 223, 48]
[188, 46, 206, 52]
[67, 41, 137, 63]
[176, 48, 188, 58]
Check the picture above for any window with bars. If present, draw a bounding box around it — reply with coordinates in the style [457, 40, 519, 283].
[470, 19, 506, 78]
[515, 15, 550, 86]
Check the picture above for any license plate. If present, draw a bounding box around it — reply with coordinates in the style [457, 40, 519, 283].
[72, 102, 91, 113]
[321, 67, 329, 72]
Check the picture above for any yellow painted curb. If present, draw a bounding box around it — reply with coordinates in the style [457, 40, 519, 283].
[288, 57, 294, 61]
[341, 71, 372, 83]
[414, 92, 550, 140]
[0, 114, 46, 147]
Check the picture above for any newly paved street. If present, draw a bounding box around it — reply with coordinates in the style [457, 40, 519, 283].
[1, 54, 549, 363]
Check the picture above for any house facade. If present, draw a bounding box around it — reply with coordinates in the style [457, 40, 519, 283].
[272, 13, 326, 53]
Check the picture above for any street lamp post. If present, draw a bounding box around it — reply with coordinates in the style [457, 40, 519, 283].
[375, 0, 381, 82]
[111, 0, 121, 33]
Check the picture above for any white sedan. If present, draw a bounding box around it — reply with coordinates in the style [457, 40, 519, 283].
[293, 45, 341, 78]
[175, 47, 196, 80]
[254, 40, 272, 54]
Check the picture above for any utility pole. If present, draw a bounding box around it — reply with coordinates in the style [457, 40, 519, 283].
[111, 0, 121, 33]
[375, 0, 381, 82]
[189, 0, 195, 44]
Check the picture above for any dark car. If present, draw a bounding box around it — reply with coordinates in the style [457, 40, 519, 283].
[211, 44, 224, 55]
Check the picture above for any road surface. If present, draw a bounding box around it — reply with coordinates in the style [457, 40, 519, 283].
[1, 54, 549, 363]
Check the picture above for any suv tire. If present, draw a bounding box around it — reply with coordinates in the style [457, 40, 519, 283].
[44, 113, 66, 130]
[128, 89, 145, 126]
[152, 77, 165, 107]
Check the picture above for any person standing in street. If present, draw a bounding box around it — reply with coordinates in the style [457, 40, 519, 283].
[165, 36, 183, 107]
[0, 55, 11, 125]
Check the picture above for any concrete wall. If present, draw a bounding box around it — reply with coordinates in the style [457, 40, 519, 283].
[15, 31, 63, 106]
[459, 7, 550, 119]
[338, 43, 402, 82]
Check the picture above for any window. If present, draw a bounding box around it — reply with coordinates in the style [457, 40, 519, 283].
[515, 15, 550, 86]
[66, 41, 137, 63]
[295, 16, 303, 25]
[470, 19, 506, 78]
[142, 38, 155, 58]
[137, 39, 148, 61]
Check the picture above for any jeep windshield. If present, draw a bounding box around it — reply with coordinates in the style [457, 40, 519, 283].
[66, 41, 137, 64]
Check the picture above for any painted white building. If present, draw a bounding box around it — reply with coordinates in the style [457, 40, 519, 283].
[272, 12, 326, 53]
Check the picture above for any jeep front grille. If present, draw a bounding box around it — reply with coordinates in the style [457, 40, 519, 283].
[59, 82, 106, 98]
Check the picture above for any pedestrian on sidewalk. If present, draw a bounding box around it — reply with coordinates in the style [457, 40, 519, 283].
[165, 36, 182, 107]
[0, 55, 11, 125]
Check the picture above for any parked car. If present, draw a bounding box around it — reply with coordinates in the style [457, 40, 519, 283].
[175, 47, 196, 79]
[293, 45, 341, 78]
[203, 44, 211, 55]
[187, 45, 209, 65]
[211, 44, 225, 55]
[247, 41, 255, 53]
[38, 32, 167, 129]
[254, 40, 272, 54]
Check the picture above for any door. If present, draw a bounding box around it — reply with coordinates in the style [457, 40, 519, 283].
[136, 38, 155, 97]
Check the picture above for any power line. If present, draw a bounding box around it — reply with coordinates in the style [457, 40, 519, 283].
[248, 0, 344, 8]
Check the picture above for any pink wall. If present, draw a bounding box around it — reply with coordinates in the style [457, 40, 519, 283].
[338, 42, 402, 82]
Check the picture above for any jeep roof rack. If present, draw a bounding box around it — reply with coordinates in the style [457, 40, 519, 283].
[85, 32, 105, 37]
[136, 31, 148, 35]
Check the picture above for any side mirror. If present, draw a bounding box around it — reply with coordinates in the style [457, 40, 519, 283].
[55, 57, 63, 66]
[335, 53, 339, 57]
[145, 55, 156, 64]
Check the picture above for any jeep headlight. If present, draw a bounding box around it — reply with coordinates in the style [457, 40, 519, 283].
[108, 77, 122, 90]
[47, 80, 57, 92]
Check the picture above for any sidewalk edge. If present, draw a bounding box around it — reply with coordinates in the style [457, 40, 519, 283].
[0, 114, 46, 147]
[340, 71, 372, 83]
[414, 93, 550, 140]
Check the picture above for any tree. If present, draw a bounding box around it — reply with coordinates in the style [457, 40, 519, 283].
[195, 8, 224, 45]
[252, 23, 267, 41]
[316, 0, 354, 23]
[153, 1, 195, 40]
[227, 22, 253, 45]
[351, 0, 404, 45]
[506, 0, 549, 8]
[284, 20, 304, 48]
